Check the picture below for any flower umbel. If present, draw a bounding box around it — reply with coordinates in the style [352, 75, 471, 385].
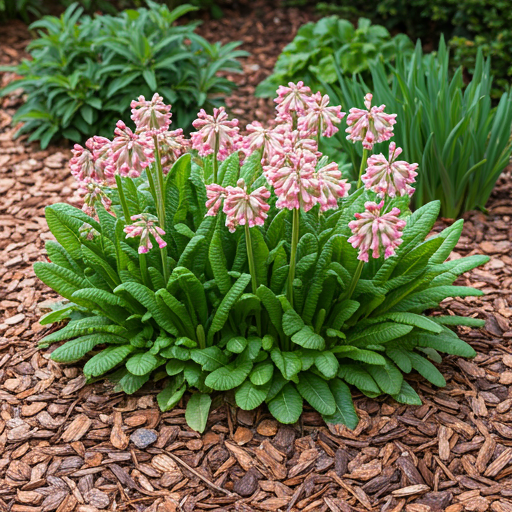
[191, 107, 239, 157]
[223, 179, 270, 232]
[274, 81, 312, 115]
[348, 201, 406, 262]
[205, 184, 228, 217]
[79, 180, 112, 216]
[316, 161, 351, 211]
[298, 92, 346, 137]
[346, 93, 397, 150]
[124, 213, 167, 254]
[131, 93, 172, 135]
[107, 121, 155, 178]
[362, 142, 418, 198]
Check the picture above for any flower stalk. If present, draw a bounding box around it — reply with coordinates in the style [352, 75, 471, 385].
[287, 207, 300, 307]
[357, 148, 369, 189]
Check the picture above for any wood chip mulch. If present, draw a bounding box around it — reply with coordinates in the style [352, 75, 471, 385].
[1, 5, 512, 512]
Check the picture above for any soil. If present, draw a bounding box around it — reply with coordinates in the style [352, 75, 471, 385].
[1, 3, 512, 512]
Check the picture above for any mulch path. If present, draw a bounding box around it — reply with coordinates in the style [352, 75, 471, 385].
[1, 4, 512, 512]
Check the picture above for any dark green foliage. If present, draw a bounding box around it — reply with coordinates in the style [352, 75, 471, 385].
[0, 0, 42, 22]
[35, 151, 486, 431]
[256, 16, 413, 98]
[0, 2, 247, 148]
[322, 38, 512, 218]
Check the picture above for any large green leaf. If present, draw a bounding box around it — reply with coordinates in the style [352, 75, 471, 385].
[126, 352, 159, 376]
[296, 372, 336, 415]
[235, 379, 271, 410]
[83, 345, 134, 377]
[322, 378, 359, 429]
[205, 361, 253, 391]
[185, 393, 211, 433]
[267, 383, 303, 424]
[271, 349, 302, 380]
[366, 359, 403, 395]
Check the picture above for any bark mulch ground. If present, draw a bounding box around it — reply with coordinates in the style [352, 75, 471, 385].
[1, 5, 512, 512]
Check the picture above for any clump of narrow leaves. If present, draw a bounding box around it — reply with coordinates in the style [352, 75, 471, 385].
[35, 86, 487, 432]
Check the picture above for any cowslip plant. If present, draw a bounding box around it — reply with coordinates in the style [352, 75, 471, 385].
[35, 83, 487, 432]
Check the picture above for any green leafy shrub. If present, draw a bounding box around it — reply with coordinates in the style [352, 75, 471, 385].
[0, 2, 247, 148]
[256, 16, 413, 98]
[322, 38, 512, 218]
[35, 87, 487, 432]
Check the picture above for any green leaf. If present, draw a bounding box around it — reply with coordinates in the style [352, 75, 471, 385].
[126, 352, 159, 376]
[205, 361, 253, 391]
[408, 352, 446, 387]
[116, 371, 150, 395]
[296, 372, 336, 415]
[191, 346, 229, 371]
[166, 359, 185, 376]
[227, 337, 248, 354]
[410, 332, 477, 358]
[271, 349, 302, 380]
[83, 345, 134, 377]
[291, 326, 325, 350]
[386, 348, 413, 373]
[391, 380, 422, 405]
[235, 379, 271, 410]
[366, 360, 403, 395]
[332, 346, 386, 365]
[282, 308, 305, 336]
[185, 393, 211, 433]
[314, 351, 339, 379]
[347, 323, 413, 347]
[338, 364, 381, 395]
[157, 379, 186, 412]
[322, 379, 359, 429]
[51, 334, 124, 363]
[250, 360, 274, 385]
[268, 383, 303, 424]
[372, 312, 442, 333]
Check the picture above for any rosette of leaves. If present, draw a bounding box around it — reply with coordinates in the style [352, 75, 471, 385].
[256, 16, 412, 98]
[35, 151, 487, 432]
[0, 1, 247, 148]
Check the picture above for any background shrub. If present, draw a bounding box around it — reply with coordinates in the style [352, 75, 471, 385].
[0, 2, 247, 148]
[0, 0, 42, 22]
[322, 38, 512, 218]
[256, 16, 413, 98]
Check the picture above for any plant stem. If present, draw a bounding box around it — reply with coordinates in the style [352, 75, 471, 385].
[356, 148, 369, 189]
[213, 133, 220, 183]
[139, 252, 150, 287]
[152, 135, 170, 285]
[345, 260, 364, 300]
[115, 174, 131, 223]
[287, 207, 300, 307]
[245, 222, 261, 336]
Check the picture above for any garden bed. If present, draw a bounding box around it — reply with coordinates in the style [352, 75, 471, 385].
[1, 5, 512, 512]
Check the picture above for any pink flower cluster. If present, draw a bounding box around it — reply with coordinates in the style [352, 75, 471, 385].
[205, 179, 270, 233]
[348, 201, 406, 262]
[362, 142, 418, 198]
[346, 93, 396, 150]
[124, 214, 167, 254]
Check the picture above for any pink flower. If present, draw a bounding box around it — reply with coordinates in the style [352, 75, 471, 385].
[157, 129, 190, 173]
[79, 179, 112, 216]
[265, 150, 320, 212]
[124, 213, 166, 254]
[70, 136, 113, 185]
[316, 162, 351, 211]
[243, 121, 285, 161]
[346, 93, 397, 150]
[223, 179, 270, 232]
[131, 93, 172, 136]
[205, 184, 227, 216]
[107, 121, 155, 178]
[298, 92, 346, 137]
[348, 201, 406, 262]
[362, 142, 418, 198]
[191, 107, 239, 158]
[274, 81, 312, 115]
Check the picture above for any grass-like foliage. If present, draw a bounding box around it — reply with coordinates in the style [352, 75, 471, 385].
[35, 87, 487, 432]
[256, 16, 412, 99]
[0, 1, 246, 148]
[322, 38, 512, 218]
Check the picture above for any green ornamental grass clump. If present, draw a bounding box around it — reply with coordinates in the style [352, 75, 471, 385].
[0, 1, 247, 148]
[35, 85, 487, 432]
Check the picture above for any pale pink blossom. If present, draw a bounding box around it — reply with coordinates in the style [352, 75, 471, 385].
[131, 93, 172, 135]
[191, 107, 239, 157]
[157, 129, 190, 173]
[106, 121, 155, 178]
[346, 93, 397, 150]
[223, 179, 270, 232]
[362, 142, 418, 198]
[79, 179, 112, 216]
[243, 121, 286, 161]
[316, 162, 351, 211]
[70, 136, 113, 185]
[205, 184, 227, 217]
[348, 201, 406, 262]
[265, 151, 320, 212]
[274, 81, 312, 115]
[124, 214, 166, 254]
[298, 93, 345, 137]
